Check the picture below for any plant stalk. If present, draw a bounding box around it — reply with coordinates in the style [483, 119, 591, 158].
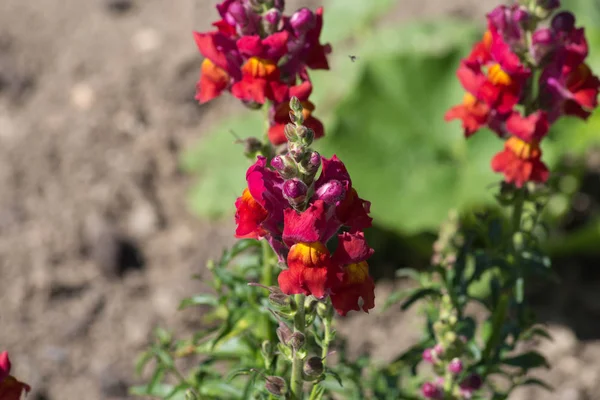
[290, 293, 306, 399]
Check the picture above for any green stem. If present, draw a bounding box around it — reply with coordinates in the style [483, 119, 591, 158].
[261, 240, 277, 349]
[309, 303, 334, 399]
[290, 293, 306, 400]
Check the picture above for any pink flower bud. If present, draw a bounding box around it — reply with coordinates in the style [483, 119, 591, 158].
[551, 11, 575, 33]
[283, 179, 308, 203]
[264, 8, 281, 25]
[421, 382, 442, 399]
[227, 2, 248, 25]
[422, 348, 434, 364]
[271, 155, 298, 179]
[512, 7, 529, 24]
[433, 343, 444, 357]
[448, 358, 463, 374]
[290, 8, 315, 35]
[314, 180, 345, 205]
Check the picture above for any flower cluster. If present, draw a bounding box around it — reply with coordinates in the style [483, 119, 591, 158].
[234, 98, 374, 316]
[420, 296, 482, 399]
[194, 0, 331, 145]
[445, 1, 599, 187]
[0, 352, 30, 400]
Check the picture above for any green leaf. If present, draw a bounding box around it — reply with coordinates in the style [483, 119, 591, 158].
[520, 378, 553, 392]
[165, 383, 190, 400]
[400, 287, 441, 310]
[199, 381, 244, 398]
[130, 383, 185, 399]
[501, 351, 550, 371]
[227, 368, 256, 382]
[325, 368, 344, 388]
[181, 114, 263, 219]
[135, 350, 154, 375]
[320, 0, 397, 43]
[179, 294, 219, 310]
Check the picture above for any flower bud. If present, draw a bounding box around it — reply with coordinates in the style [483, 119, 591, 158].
[288, 332, 305, 351]
[421, 382, 442, 399]
[288, 142, 305, 162]
[297, 126, 315, 147]
[314, 179, 345, 205]
[551, 11, 575, 33]
[303, 356, 324, 378]
[271, 155, 298, 179]
[283, 178, 308, 205]
[290, 8, 316, 35]
[448, 357, 463, 374]
[227, 2, 248, 26]
[284, 123, 298, 142]
[263, 8, 281, 34]
[276, 321, 293, 345]
[269, 290, 291, 308]
[422, 348, 434, 364]
[512, 7, 529, 25]
[265, 376, 287, 396]
[433, 343, 444, 357]
[289, 96, 302, 114]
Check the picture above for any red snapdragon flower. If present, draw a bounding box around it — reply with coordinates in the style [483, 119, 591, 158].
[446, 10, 531, 138]
[278, 200, 342, 299]
[234, 156, 286, 239]
[491, 111, 549, 187]
[315, 156, 372, 232]
[491, 136, 549, 187]
[231, 32, 290, 104]
[330, 232, 375, 316]
[0, 352, 30, 400]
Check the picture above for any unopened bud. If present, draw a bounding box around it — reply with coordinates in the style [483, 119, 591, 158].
[289, 332, 305, 351]
[271, 155, 298, 179]
[303, 356, 324, 378]
[284, 123, 298, 141]
[314, 180, 345, 204]
[297, 126, 315, 146]
[276, 321, 293, 345]
[283, 179, 308, 205]
[227, 2, 248, 25]
[512, 7, 529, 24]
[551, 11, 575, 33]
[448, 358, 463, 374]
[288, 142, 305, 162]
[289, 97, 302, 114]
[290, 8, 316, 35]
[433, 343, 444, 357]
[421, 382, 442, 399]
[265, 376, 287, 396]
[422, 348, 434, 364]
[269, 290, 291, 308]
[264, 8, 281, 25]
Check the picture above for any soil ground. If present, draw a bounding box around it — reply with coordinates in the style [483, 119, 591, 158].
[1, 1, 599, 399]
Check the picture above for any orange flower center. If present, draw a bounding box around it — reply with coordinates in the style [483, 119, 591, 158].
[506, 136, 541, 159]
[201, 58, 229, 82]
[463, 92, 477, 106]
[482, 30, 493, 50]
[345, 261, 369, 284]
[242, 57, 278, 78]
[288, 242, 330, 269]
[487, 64, 512, 86]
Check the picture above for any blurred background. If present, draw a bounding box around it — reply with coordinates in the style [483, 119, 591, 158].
[1, 0, 600, 399]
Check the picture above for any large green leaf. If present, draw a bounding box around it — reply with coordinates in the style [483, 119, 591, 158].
[316, 47, 503, 233]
